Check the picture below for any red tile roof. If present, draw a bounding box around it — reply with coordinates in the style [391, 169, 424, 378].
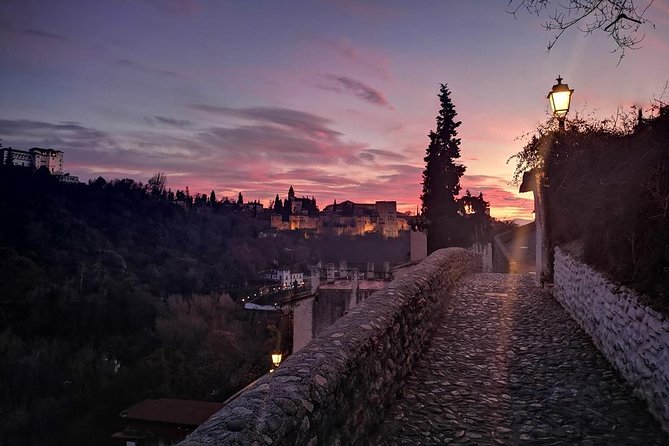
[121, 398, 224, 426]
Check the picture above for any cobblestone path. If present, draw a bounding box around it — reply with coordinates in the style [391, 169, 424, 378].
[374, 273, 668, 445]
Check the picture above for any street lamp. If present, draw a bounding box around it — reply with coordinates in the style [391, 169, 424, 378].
[271, 352, 282, 368]
[547, 76, 574, 130]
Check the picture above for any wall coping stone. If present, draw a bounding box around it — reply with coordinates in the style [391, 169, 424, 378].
[179, 247, 482, 446]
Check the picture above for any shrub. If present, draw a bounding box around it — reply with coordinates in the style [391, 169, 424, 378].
[511, 107, 669, 299]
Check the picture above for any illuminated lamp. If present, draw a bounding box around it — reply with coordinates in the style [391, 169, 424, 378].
[547, 76, 574, 129]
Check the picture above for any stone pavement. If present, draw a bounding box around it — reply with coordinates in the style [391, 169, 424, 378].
[373, 273, 668, 445]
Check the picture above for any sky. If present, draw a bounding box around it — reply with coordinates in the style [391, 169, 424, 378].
[1, 0, 669, 220]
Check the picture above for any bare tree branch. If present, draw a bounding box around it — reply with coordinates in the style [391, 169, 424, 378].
[507, 0, 656, 62]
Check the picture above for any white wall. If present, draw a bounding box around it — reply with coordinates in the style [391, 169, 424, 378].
[292, 297, 313, 353]
[554, 248, 669, 433]
[410, 230, 427, 263]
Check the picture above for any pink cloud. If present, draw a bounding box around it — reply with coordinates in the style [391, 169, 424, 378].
[0, 115, 533, 220]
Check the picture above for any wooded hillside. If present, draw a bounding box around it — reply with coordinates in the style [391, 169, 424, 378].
[0, 167, 411, 445]
[0, 168, 278, 445]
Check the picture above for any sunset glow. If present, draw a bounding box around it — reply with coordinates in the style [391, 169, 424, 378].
[2, 0, 669, 220]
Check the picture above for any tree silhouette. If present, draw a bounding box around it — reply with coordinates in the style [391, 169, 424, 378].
[237, 192, 244, 206]
[282, 198, 291, 220]
[420, 84, 466, 252]
[459, 190, 491, 244]
[273, 194, 283, 214]
[147, 172, 167, 198]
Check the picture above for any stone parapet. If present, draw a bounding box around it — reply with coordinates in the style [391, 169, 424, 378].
[554, 247, 669, 433]
[179, 248, 481, 445]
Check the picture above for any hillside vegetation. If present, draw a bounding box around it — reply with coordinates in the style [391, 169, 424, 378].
[0, 167, 410, 445]
[0, 169, 282, 445]
[512, 106, 669, 302]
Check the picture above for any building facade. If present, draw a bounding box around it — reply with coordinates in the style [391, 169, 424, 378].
[2, 147, 80, 183]
[1, 148, 33, 168]
[1, 147, 64, 173]
[320, 200, 401, 238]
[264, 269, 305, 288]
[269, 187, 409, 238]
[58, 173, 80, 184]
[32, 148, 64, 173]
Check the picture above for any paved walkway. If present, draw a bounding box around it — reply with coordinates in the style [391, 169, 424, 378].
[374, 273, 667, 445]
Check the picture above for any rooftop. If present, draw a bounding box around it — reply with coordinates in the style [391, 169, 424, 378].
[120, 398, 224, 426]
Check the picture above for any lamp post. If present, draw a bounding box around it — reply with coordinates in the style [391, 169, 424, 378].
[269, 352, 282, 373]
[547, 76, 574, 130]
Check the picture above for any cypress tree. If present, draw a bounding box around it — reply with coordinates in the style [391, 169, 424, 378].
[282, 198, 291, 220]
[420, 83, 466, 252]
[274, 194, 283, 214]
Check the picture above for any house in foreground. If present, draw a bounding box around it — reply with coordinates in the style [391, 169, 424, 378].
[111, 398, 224, 446]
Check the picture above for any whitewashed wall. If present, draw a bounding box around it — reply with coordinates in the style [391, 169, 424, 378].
[554, 248, 669, 433]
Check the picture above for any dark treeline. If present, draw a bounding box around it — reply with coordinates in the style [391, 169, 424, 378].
[0, 166, 412, 445]
[0, 167, 284, 445]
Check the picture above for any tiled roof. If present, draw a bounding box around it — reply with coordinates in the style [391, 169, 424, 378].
[121, 398, 224, 426]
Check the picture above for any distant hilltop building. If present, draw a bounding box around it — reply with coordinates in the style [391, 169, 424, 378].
[287, 185, 318, 215]
[2, 147, 63, 172]
[1, 147, 79, 183]
[322, 200, 404, 238]
[270, 186, 409, 238]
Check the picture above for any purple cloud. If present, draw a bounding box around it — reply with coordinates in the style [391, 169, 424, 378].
[0, 119, 117, 151]
[364, 149, 407, 160]
[191, 105, 343, 139]
[147, 116, 195, 128]
[359, 152, 375, 162]
[271, 169, 359, 186]
[316, 74, 393, 108]
[116, 59, 183, 78]
[18, 28, 70, 41]
[0, 24, 71, 42]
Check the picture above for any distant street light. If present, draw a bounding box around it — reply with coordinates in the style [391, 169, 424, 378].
[547, 76, 574, 130]
[271, 352, 282, 368]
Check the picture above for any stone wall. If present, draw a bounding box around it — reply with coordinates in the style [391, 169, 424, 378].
[179, 248, 482, 446]
[553, 248, 669, 433]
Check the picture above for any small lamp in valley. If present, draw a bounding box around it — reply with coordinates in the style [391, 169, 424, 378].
[271, 352, 283, 368]
[547, 76, 574, 130]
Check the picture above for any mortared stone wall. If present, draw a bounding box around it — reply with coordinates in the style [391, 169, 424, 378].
[179, 248, 482, 445]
